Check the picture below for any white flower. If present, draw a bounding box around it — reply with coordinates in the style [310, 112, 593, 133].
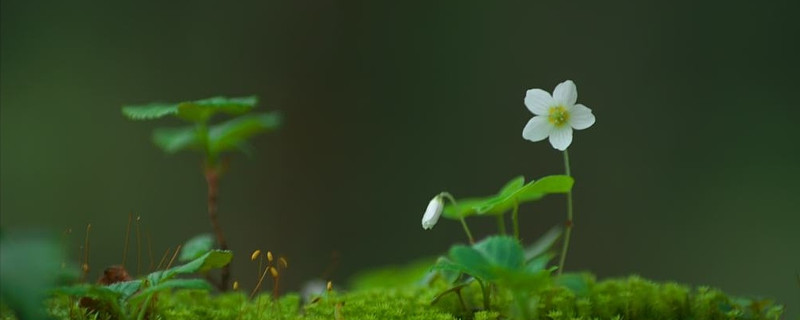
[522, 80, 596, 151]
[421, 195, 444, 230]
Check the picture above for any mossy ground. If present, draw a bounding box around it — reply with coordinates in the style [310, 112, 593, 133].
[1, 272, 783, 320]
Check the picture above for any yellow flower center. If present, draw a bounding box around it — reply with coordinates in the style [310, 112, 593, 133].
[548, 106, 570, 127]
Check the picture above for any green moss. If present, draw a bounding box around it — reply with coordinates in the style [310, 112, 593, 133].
[6, 273, 783, 320]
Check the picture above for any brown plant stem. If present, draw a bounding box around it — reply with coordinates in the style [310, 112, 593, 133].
[205, 167, 230, 290]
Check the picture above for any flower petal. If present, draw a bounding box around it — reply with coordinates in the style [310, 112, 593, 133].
[524, 89, 555, 115]
[569, 104, 595, 130]
[522, 116, 553, 142]
[548, 126, 573, 151]
[553, 80, 577, 106]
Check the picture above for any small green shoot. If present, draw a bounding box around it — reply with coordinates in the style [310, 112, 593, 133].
[122, 95, 281, 290]
[178, 234, 214, 262]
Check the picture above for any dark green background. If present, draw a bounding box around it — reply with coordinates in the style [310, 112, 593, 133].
[2, 0, 798, 316]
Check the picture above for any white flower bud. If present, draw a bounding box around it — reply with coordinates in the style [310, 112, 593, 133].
[421, 195, 444, 230]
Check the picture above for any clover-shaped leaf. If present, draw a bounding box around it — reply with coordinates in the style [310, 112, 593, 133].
[475, 175, 573, 214]
[442, 175, 574, 219]
[434, 236, 525, 282]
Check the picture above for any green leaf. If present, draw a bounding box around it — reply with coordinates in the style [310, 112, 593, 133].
[177, 96, 258, 122]
[179, 234, 215, 262]
[524, 225, 563, 261]
[475, 175, 574, 215]
[442, 197, 487, 219]
[513, 175, 574, 199]
[441, 176, 526, 219]
[0, 232, 67, 320]
[147, 250, 233, 286]
[472, 236, 525, 271]
[122, 103, 179, 120]
[152, 126, 202, 154]
[129, 279, 211, 305]
[525, 253, 553, 273]
[448, 245, 494, 280]
[106, 280, 144, 300]
[443, 236, 526, 282]
[54, 284, 125, 316]
[431, 257, 467, 274]
[498, 176, 526, 197]
[555, 272, 592, 296]
[208, 112, 281, 156]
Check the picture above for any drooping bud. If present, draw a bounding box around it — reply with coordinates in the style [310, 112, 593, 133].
[421, 195, 445, 230]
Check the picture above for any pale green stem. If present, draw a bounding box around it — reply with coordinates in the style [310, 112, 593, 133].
[512, 200, 520, 240]
[476, 278, 491, 310]
[496, 214, 507, 235]
[557, 149, 574, 276]
[441, 192, 474, 244]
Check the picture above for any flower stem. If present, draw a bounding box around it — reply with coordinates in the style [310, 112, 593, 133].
[557, 149, 573, 276]
[441, 192, 474, 244]
[458, 217, 475, 245]
[512, 200, 520, 240]
[496, 215, 507, 235]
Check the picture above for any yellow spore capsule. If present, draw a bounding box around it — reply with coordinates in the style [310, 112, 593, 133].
[233, 281, 239, 290]
[269, 267, 279, 278]
[267, 251, 274, 262]
[279, 257, 288, 268]
[250, 250, 261, 261]
[326, 281, 333, 292]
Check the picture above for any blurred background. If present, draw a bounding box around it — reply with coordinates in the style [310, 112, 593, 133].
[2, 0, 798, 316]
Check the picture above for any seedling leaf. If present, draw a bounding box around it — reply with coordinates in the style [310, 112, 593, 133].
[176, 96, 258, 122]
[208, 112, 282, 155]
[122, 103, 179, 120]
[178, 234, 215, 262]
[152, 126, 202, 154]
[106, 280, 144, 300]
[147, 250, 233, 285]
